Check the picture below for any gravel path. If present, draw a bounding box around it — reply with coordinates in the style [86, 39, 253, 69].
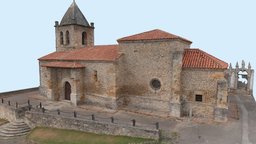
[0, 136, 27, 144]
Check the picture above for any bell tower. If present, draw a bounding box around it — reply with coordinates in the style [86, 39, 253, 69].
[55, 0, 94, 52]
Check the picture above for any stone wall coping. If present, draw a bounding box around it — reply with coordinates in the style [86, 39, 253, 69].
[25, 111, 158, 132]
[0, 87, 39, 98]
[25, 111, 160, 139]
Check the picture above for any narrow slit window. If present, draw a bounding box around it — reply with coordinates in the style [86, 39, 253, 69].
[93, 70, 98, 82]
[60, 32, 64, 45]
[66, 31, 70, 45]
[82, 32, 87, 45]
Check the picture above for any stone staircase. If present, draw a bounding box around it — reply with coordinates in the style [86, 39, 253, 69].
[0, 120, 31, 138]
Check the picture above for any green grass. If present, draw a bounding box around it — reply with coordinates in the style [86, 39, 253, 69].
[27, 127, 155, 144]
[0, 118, 8, 126]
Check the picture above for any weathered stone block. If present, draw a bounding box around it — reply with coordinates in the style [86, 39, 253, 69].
[214, 107, 228, 122]
[169, 103, 181, 117]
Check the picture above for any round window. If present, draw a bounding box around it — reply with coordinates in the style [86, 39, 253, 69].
[150, 79, 161, 90]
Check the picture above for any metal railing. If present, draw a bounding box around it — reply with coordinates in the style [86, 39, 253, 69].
[0, 98, 160, 130]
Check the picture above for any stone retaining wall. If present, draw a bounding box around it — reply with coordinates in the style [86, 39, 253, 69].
[181, 102, 214, 118]
[0, 87, 38, 98]
[0, 105, 29, 122]
[25, 111, 160, 140]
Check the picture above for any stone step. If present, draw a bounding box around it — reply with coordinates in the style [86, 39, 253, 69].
[0, 120, 31, 137]
[13, 120, 25, 123]
[10, 122, 28, 127]
[0, 130, 30, 135]
[0, 127, 30, 132]
[1, 127, 30, 132]
[6, 124, 30, 129]
[0, 131, 30, 137]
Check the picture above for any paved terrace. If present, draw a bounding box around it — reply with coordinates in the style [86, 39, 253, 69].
[0, 89, 176, 131]
[0, 88, 256, 144]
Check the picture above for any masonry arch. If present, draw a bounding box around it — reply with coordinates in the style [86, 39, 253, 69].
[61, 78, 74, 101]
[82, 32, 87, 45]
[64, 82, 71, 100]
[237, 70, 248, 89]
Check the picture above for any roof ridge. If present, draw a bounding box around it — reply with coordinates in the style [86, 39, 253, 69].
[117, 29, 192, 43]
[117, 29, 157, 41]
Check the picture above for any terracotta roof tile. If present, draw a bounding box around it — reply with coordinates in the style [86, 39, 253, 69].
[117, 29, 192, 43]
[42, 61, 84, 69]
[182, 49, 228, 69]
[39, 45, 120, 62]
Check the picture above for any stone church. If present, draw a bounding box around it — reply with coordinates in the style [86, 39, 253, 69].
[38, 1, 254, 121]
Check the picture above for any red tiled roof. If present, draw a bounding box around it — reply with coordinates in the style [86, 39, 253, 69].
[117, 29, 192, 43]
[182, 49, 228, 69]
[42, 61, 85, 69]
[39, 45, 120, 61]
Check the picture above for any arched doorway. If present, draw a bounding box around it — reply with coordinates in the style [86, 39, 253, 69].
[64, 82, 71, 100]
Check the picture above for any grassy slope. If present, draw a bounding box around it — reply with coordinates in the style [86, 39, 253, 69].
[27, 127, 154, 144]
[0, 119, 8, 126]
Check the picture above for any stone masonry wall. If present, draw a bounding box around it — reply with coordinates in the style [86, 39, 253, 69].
[215, 79, 228, 122]
[56, 25, 94, 52]
[39, 61, 118, 108]
[0, 105, 17, 121]
[39, 63, 50, 97]
[181, 102, 215, 118]
[181, 69, 226, 117]
[25, 111, 159, 140]
[117, 40, 190, 117]
[39, 62, 85, 105]
[81, 62, 117, 98]
[81, 61, 118, 109]
[0, 104, 29, 122]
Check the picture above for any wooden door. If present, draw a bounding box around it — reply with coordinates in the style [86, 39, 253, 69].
[65, 82, 71, 100]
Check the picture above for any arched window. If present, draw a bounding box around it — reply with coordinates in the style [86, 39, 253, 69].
[82, 32, 87, 45]
[66, 31, 70, 45]
[60, 32, 64, 45]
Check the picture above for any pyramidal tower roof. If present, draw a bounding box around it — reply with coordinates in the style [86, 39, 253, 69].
[60, 0, 90, 27]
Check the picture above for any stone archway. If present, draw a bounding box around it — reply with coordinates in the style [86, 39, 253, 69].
[64, 82, 71, 100]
